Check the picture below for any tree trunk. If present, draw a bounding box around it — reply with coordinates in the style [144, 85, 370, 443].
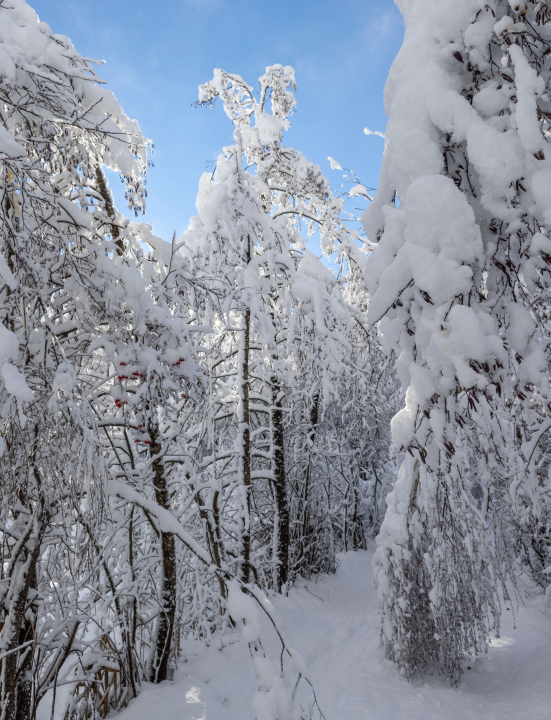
[192, 478, 227, 602]
[15, 598, 35, 720]
[95, 165, 124, 255]
[236, 230, 253, 585]
[238, 307, 252, 584]
[1, 516, 43, 720]
[148, 426, 176, 684]
[272, 376, 289, 592]
[296, 394, 319, 576]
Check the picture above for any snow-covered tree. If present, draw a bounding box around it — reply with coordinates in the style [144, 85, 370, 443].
[0, 1, 412, 714]
[188, 65, 380, 594]
[365, 0, 551, 684]
[0, 2, 151, 716]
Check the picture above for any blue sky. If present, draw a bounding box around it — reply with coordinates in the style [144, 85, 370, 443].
[30, 0, 404, 243]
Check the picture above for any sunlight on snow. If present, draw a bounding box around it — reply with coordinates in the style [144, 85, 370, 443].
[185, 687, 202, 704]
[184, 686, 206, 720]
[489, 636, 516, 648]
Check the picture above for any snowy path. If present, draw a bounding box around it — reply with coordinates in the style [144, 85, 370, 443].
[118, 550, 551, 720]
[277, 552, 551, 720]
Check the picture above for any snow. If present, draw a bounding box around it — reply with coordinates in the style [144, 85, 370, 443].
[227, 581, 262, 643]
[3, 2, 550, 717]
[349, 184, 369, 197]
[509, 44, 545, 155]
[112, 550, 551, 720]
[1, 363, 33, 402]
[364, 127, 386, 139]
[0, 124, 25, 158]
[530, 171, 551, 226]
[0, 323, 20, 363]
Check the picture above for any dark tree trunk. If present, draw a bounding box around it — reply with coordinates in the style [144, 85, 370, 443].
[200, 491, 227, 601]
[272, 376, 289, 592]
[15, 594, 36, 720]
[1, 518, 43, 720]
[296, 394, 319, 575]
[239, 306, 252, 584]
[148, 426, 176, 684]
[238, 233, 253, 585]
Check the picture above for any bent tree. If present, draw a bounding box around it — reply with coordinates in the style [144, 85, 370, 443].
[365, 0, 551, 684]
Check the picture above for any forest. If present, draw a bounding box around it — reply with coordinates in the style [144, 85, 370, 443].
[0, 1, 550, 719]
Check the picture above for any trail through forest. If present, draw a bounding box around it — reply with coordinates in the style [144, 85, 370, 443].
[112, 551, 550, 720]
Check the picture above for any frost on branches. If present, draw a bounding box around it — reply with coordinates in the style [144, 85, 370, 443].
[365, 0, 551, 684]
